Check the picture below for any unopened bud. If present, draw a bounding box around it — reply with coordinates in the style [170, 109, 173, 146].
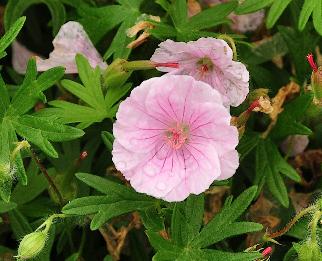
[17, 231, 47, 259]
[307, 54, 322, 105]
[295, 240, 322, 261]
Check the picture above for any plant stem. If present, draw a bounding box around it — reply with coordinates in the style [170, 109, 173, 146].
[29, 148, 64, 206]
[267, 205, 316, 239]
[310, 211, 322, 244]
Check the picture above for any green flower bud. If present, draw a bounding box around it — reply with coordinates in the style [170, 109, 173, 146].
[294, 240, 322, 261]
[17, 231, 47, 259]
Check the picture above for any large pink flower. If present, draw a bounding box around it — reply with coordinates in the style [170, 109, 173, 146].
[151, 38, 249, 107]
[112, 75, 239, 202]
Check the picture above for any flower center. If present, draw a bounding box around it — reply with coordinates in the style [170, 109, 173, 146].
[165, 123, 189, 149]
[197, 57, 214, 74]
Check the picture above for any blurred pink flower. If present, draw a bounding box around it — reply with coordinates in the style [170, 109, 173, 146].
[203, 0, 265, 33]
[112, 75, 239, 201]
[280, 135, 309, 157]
[151, 38, 249, 107]
[12, 21, 107, 74]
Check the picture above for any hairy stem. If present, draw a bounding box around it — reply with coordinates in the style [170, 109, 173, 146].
[267, 205, 316, 239]
[29, 148, 64, 206]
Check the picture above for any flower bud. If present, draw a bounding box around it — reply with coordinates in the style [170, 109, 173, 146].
[17, 231, 47, 259]
[294, 240, 322, 261]
[307, 54, 322, 106]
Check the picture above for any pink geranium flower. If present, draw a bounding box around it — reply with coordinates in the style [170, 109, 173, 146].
[151, 38, 249, 107]
[112, 75, 239, 201]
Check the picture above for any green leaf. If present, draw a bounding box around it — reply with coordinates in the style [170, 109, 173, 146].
[169, 0, 188, 29]
[9, 62, 65, 116]
[101, 131, 114, 152]
[8, 209, 32, 239]
[103, 16, 137, 60]
[4, 0, 65, 35]
[140, 207, 165, 232]
[0, 201, 17, 213]
[75, 172, 150, 200]
[77, 1, 141, 44]
[64, 173, 157, 229]
[12, 115, 84, 158]
[236, 0, 273, 15]
[313, 0, 322, 35]
[194, 222, 262, 248]
[278, 26, 319, 83]
[187, 1, 237, 30]
[271, 93, 313, 139]
[171, 194, 205, 246]
[105, 83, 132, 109]
[237, 132, 260, 161]
[298, 0, 315, 31]
[266, 0, 293, 29]
[192, 186, 259, 248]
[255, 139, 300, 207]
[0, 120, 13, 202]
[240, 33, 288, 65]
[43, 55, 116, 128]
[11, 161, 47, 205]
[0, 16, 25, 59]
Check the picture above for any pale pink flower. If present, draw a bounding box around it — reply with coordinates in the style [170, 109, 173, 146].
[280, 135, 309, 157]
[112, 75, 239, 202]
[151, 38, 249, 107]
[203, 0, 265, 33]
[12, 21, 107, 74]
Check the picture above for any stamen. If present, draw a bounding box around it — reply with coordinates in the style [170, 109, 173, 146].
[307, 53, 318, 72]
[165, 123, 189, 149]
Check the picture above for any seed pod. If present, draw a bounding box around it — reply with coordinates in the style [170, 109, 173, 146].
[17, 231, 47, 259]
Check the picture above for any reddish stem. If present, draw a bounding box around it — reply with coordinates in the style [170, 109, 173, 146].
[307, 53, 318, 72]
[246, 99, 260, 114]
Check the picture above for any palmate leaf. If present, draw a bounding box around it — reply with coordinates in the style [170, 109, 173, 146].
[148, 186, 262, 261]
[62, 173, 158, 230]
[0, 16, 25, 59]
[255, 139, 300, 207]
[151, 0, 237, 41]
[0, 59, 84, 201]
[38, 54, 131, 129]
[77, 0, 143, 59]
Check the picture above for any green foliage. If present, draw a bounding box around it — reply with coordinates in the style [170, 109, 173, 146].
[0, 59, 83, 201]
[38, 54, 131, 129]
[147, 186, 262, 261]
[237, 0, 322, 35]
[255, 139, 300, 207]
[4, 0, 66, 35]
[0, 1, 321, 260]
[0, 16, 25, 59]
[151, 0, 237, 41]
[62, 173, 158, 230]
